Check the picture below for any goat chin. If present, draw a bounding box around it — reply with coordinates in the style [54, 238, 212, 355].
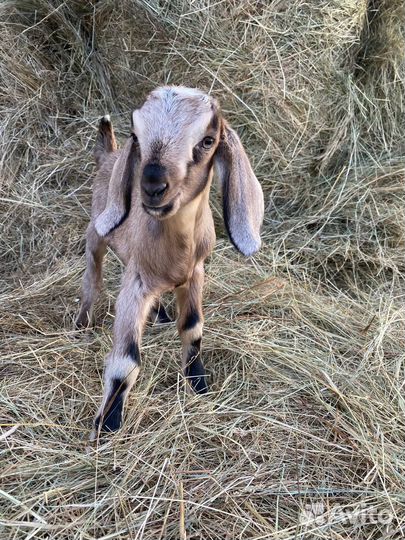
[141, 195, 180, 219]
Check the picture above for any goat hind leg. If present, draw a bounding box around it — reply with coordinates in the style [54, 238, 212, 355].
[75, 224, 107, 328]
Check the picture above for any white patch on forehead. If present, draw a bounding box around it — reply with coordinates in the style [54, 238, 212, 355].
[132, 86, 214, 163]
[152, 85, 211, 103]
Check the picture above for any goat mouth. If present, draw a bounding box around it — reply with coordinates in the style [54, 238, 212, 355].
[142, 202, 174, 218]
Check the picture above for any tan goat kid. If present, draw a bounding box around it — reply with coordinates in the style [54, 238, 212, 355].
[76, 86, 264, 439]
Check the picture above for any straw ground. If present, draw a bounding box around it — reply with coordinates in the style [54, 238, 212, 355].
[1, 1, 404, 538]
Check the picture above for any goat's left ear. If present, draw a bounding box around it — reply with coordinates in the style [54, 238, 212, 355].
[214, 121, 264, 256]
[94, 135, 137, 237]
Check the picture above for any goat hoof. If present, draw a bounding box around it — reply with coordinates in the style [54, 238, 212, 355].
[91, 411, 123, 440]
[186, 361, 208, 394]
[74, 312, 92, 330]
[91, 382, 125, 439]
[191, 377, 208, 394]
[150, 304, 172, 324]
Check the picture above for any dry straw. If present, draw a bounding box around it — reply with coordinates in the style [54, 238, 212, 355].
[1, 1, 404, 538]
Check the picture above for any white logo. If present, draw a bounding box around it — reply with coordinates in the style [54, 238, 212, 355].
[299, 502, 393, 527]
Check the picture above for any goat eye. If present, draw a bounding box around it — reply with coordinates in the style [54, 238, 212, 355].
[202, 136, 214, 149]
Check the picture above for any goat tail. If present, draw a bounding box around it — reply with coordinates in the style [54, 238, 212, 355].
[94, 115, 117, 168]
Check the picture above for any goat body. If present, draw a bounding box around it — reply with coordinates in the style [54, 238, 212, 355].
[76, 86, 264, 439]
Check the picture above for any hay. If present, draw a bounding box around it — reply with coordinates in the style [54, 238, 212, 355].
[1, 0, 404, 538]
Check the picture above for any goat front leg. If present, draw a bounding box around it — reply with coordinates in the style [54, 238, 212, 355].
[90, 269, 155, 439]
[76, 224, 107, 328]
[176, 262, 208, 394]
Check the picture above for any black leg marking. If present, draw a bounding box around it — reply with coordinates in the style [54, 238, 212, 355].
[185, 338, 208, 394]
[126, 340, 140, 363]
[183, 310, 200, 331]
[94, 378, 127, 433]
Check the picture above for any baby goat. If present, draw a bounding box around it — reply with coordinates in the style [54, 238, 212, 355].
[76, 86, 264, 438]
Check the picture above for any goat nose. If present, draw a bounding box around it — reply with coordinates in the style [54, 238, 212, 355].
[141, 163, 168, 198]
[142, 181, 168, 198]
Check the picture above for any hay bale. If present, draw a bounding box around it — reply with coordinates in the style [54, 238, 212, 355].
[1, 1, 404, 538]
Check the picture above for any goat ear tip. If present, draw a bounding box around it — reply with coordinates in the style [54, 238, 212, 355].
[242, 244, 261, 258]
[233, 236, 261, 257]
[94, 214, 111, 238]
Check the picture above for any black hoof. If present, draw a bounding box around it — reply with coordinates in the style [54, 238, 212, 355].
[94, 404, 123, 434]
[185, 357, 208, 394]
[94, 379, 126, 435]
[184, 338, 208, 394]
[188, 374, 208, 394]
[150, 303, 172, 324]
[75, 310, 92, 330]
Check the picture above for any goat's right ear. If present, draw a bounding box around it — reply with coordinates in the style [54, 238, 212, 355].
[94, 135, 137, 237]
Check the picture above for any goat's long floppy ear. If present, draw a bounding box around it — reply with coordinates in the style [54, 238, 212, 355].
[214, 121, 264, 256]
[94, 135, 137, 237]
